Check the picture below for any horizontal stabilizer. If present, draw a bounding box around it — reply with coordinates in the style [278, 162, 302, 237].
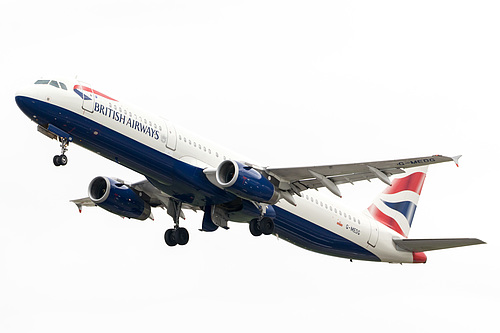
[394, 238, 485, 252]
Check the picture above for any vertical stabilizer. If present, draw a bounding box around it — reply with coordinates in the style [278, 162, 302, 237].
[367, 166, 428, 237]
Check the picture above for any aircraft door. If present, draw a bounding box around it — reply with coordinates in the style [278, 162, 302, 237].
[163, 120, 177, 151]
[77, 81, 94, 113]
[367, 219, 379, 247]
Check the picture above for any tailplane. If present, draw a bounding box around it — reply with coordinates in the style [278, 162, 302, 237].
[393, 238, 485, 252]
[367, 166, 427, 237]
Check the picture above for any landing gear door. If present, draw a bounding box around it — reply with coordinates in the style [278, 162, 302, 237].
[164, 120, 177, 151]
[76, 81, 94, 114]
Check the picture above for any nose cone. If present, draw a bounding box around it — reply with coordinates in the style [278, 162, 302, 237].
[15, 85, 40, 119]
[15, 84, 35, 100]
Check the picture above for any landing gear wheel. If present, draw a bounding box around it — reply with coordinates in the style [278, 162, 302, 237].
[164, 229, 177, 247]
[59, 154, 68, 166]
[259, 217, 275, 235]
[249, 219, 263, 237]
[53, 154, 68, 166]
[175, 227, 189, 246]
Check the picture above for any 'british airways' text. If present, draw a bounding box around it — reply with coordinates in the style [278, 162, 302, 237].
[93, 102, 160, 140]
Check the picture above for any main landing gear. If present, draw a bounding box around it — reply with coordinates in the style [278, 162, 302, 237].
[249, 217, 275, 237]
[164, 198, 190, 247]
[53, 137, 69, 167]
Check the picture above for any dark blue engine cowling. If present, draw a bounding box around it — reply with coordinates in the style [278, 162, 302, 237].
[216, 160, 279, 204]
[88, 176, 152, 220]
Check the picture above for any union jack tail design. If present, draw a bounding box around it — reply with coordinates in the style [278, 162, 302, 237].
[367, 166, 428, 238]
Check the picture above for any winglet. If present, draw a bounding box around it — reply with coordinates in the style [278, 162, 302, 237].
[452, 155, 462, 167]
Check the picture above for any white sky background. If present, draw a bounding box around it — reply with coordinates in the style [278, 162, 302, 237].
[1, 1, 499, 332]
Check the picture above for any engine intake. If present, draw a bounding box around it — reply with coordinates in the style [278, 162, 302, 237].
[215, 160, 279, 204]
[88, 176, 152, 220]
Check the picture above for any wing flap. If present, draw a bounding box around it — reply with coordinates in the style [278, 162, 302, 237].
[393, 238, 485, 252]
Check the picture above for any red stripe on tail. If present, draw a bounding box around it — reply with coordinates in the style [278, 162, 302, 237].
[383, 172, 426, 195]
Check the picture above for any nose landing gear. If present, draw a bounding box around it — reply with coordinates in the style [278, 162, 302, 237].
[53, 137, 69, 166]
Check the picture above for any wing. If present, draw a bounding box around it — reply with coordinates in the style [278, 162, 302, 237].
[71, 179, 200, 219]
[265, 155, 460, 198]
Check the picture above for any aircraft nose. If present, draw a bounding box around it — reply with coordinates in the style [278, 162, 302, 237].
[15, 85, 39, 119]
[15, 86, 29, 99]
[15, 84, 37, 102]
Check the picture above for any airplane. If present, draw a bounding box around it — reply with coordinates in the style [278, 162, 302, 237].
[15, 77, 485, 263]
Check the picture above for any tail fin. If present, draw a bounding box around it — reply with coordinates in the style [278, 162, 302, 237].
[367, 166, 428, 238]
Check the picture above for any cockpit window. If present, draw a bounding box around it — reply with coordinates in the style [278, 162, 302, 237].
[34, 79, 67, 90]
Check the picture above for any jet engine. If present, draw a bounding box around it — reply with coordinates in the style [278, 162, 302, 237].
[88, 176, 152, 220]
[214, 160, 279, 204]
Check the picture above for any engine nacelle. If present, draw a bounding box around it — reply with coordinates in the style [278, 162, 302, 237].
[88, 176, 152, 220]
[215, 160, 279, 204]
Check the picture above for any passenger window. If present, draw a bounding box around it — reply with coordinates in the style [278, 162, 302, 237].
[49, 80, 60, 88]
[35, 80, 50, 85]
[59, 82, 67, 90]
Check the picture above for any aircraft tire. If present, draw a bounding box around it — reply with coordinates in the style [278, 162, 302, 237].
[59, 154, 68, 166]
[53, 155, 68, 166]
[164, 229, 177, 246]
[259, 217, 275, 235]
[249, 219, 262, 237]
[175, 227, 189, 246]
